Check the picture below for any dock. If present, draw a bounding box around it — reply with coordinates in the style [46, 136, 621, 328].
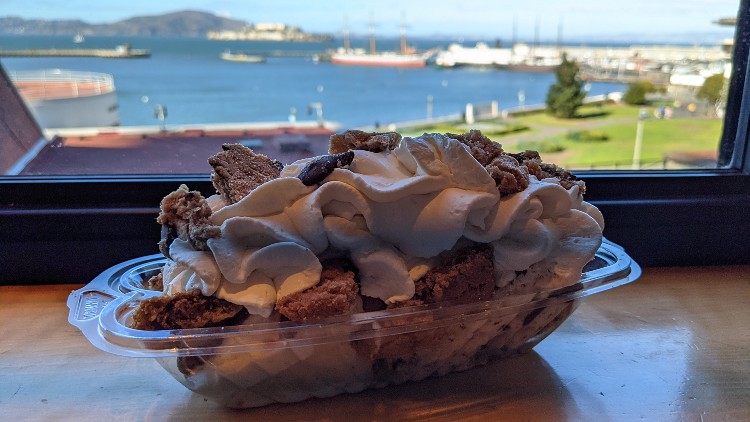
[0, 44, 150, 59]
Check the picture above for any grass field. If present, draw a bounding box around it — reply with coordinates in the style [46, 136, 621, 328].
[398, 104, 724, 169]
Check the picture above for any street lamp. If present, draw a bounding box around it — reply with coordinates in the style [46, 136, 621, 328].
[631, 108, 649, 170]
[154, 104, 167, 132]
[307, 102, 324, 127]
[426, 95, 433, 120]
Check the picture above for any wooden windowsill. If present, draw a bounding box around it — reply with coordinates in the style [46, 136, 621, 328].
[2, 265, 749, 421]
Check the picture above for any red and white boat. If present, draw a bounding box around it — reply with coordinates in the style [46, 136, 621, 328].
[330, 15, 429, 68]
[330, 48, 427, 67]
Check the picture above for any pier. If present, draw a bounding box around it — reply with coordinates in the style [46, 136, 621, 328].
[0, 44, 150, 58]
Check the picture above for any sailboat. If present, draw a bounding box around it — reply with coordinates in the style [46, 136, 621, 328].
[330, 15, 429, 67]
[73, 33, 85, 43]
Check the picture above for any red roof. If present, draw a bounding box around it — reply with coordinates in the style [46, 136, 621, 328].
[19, 127, 335, 175]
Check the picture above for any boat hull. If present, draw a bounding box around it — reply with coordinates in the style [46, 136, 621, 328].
[330, 53, 426, 68]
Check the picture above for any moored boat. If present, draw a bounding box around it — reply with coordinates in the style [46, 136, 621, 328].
[330, 15, 429, 68]
[220, 50, 266, 63]
[435, 42, 512, 68]
[330, 48, 427, 67]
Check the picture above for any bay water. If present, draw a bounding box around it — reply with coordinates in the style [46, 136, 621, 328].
[0, 35, 626, 128]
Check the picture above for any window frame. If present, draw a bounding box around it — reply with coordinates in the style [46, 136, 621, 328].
[2, 2, 749, 284]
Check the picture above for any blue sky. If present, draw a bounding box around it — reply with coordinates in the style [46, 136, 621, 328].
[1, 0, 740, 40]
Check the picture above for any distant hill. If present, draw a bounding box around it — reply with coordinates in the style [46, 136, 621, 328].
[0, 10, 248, 37]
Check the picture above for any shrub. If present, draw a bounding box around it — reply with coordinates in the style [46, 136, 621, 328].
[518, 141, 565, 154]
[623, 81, 655, 105]
[567, 130, 609, 142]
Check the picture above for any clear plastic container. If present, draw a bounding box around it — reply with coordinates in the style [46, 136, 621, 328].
[68, 239, 640, 408]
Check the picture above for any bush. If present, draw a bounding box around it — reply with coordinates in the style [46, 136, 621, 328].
[517, 141, 565, 154]
[623, 81, 656, 105]
[567, 130, 609, 142]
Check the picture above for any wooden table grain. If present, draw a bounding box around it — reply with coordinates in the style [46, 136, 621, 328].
[2, 266, 749, 421]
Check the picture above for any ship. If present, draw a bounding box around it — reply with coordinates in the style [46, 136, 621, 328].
[434, 42, 513, 68]
[9, 69, 120, 128]
[435, 41, 559, 72]
[220, 50, 266, 63]
[329, 15, 430, 68]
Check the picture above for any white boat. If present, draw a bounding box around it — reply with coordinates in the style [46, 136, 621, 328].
[220, 50, 266, 63]
[435, 42, 513, 68]
[73, 33, 84, 43]
[9, 69, 120, 128]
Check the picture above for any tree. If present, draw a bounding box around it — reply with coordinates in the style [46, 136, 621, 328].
[622, 82, 648, 105]
[697, 73, 726, 106]
[546, 55, 586, 118]
[623, 82, 650, 105]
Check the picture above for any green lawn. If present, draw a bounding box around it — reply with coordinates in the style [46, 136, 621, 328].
[397, 104, 724, 169]
[540, 119, 723, 168]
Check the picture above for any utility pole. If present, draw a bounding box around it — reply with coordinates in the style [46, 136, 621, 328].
[632, 108, 648, 169]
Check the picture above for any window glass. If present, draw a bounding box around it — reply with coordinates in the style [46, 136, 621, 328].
[0, 1, 741, 175]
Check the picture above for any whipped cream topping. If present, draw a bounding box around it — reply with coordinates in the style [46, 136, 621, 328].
[163, 133, 603, 316]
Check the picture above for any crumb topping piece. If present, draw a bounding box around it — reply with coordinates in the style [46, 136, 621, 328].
[157, 184, 220, 257]
[449, 130, 584, 195]
[509, 150, 586, 193]
[297, 150, 355, 186]
[404, 243, 495, 306]
[328, 130, 401, 154]
[447, 130, 505, 166]
[275, 259, 359, 321]
[130, 290, 247, 330]
[208, 143, 284, 204]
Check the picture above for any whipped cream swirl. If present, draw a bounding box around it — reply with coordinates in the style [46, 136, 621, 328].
[163, 133, 603, 317]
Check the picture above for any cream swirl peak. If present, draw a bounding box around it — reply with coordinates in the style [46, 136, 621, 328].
[159, 132, 603, 318]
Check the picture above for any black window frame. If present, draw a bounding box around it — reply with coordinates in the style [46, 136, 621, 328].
[2, 2, 749, 284]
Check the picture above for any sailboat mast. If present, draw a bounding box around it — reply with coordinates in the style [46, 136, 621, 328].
[400, 13, 407, 54]
[343, 15, 350, 51]
[556, 15, 563, 58]
[532, 15, 540, 58]
[369, 14, 376, 54]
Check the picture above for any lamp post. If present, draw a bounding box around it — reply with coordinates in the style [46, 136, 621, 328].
[426, 95, 433, 120]
[154, 104, 167, 132]
[632, 108, 648, 170]
[307, 102, 324, 127]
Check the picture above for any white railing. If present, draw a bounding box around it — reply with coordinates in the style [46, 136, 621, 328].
[9, 69, 115, 100]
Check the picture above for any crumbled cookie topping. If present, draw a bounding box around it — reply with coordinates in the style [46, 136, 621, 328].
[275, 259, 360, 321]
[157, 184, 220, 257]
[208, 143, 284, 204]
[130, 289, 247, 330]
[328, 130, 401, 154]
[509, 150, 586, 193]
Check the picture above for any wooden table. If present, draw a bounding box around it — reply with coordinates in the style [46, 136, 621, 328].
[2, 266, 749, 421]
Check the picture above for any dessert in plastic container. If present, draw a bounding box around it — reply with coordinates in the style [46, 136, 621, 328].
[67, 238, 640, 408]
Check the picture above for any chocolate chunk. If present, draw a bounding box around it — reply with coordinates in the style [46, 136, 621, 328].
[297, 150, 355, 186]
